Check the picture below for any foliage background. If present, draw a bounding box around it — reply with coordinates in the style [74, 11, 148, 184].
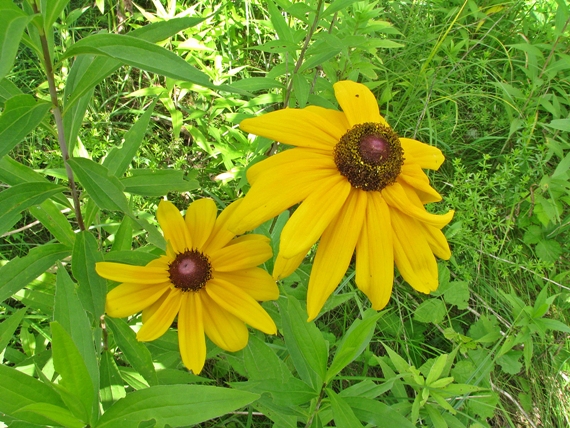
[1, 0, 569, 426]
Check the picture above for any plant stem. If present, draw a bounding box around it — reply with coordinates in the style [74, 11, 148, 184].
[34, 4, 86, 231]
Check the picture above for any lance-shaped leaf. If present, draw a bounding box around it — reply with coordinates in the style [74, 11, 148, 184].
[0, 244, 71, 302]
[0, 95, 51, 158]
[61, 34, 212, 87]
[0, 364, 67, 426]
[95, 385, 259, 428]
[71, 230, 106, 319]
[0, 2, 33, 81]
[16, 403, 85, 428]
[343, 397, 416, 428]
[67, 157, 130, 212]
[121, 169, 198, 197]
[29, 200, 76, 247]
[327, 389, 363, 428]
[0, 307, 26, 354]
[100, 350, 127, 410]
[41, 0, 71, 31]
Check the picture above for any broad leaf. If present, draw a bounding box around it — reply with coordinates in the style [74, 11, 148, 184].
[41, 0, 71, 30]
[344, 397, 416, 428]
[243, 334, 292, 382]
[29, 200, 76, 247]
[16, 403, 84, 428]
[121, 169, 198, 196]
[0, 307, 26, 353]
[0, 95, 51, 158]
[327, 389, 363, 428]
[100, 350, 127, 410]
[95, 385, 259, 428]
[0, 2, 33, 81]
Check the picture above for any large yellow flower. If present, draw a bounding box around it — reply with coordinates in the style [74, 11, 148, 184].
[231, 80, 454, 321]
[96, 199, 278, 374]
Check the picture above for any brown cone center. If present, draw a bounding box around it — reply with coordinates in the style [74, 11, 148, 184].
[168, 250, 212, 292]
[360, 134, 390, 164]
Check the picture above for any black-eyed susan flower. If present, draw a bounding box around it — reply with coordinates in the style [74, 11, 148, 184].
[231, 80, 454, 321]
[96, 199, 278, 374]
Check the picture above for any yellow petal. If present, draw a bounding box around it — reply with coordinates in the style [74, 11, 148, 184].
[273, 251, 307, 280]
[400, 138, 444, 171]
[382, 182, 454, 229]
[96, 262, 168, 284]
[202, 199, 241, 253]
[210, 236, 272, 272]
[137, 289, 182, 342]
[230, 168, 339, 235]
[399, 163, 442, 203]
[355, 194, 394, 310]
[157, 200, 192, 254]
[240, 108, 340, 150]
[206, 278, 277, 335]
[142, 289, 170, 323]
[333, 80, 387, 127]
[146, 255, 172, 269]
[178, 292, 206, 374]
[201, 291, 249, 352]
[307, 189, 367, 321]
[247, 148, 336, 185]
[305, 105, 350, 140]
[279, 175, 351, 259]
[214, 268, 279, 301]
[105, 282, 170, 318]
[421, 223, 452, 260]
[391, 208, 438, 293]
[185, 199, 217, 250]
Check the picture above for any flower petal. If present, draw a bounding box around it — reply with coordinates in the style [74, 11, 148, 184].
[178, 292, 206, 374]
[247, 148, 335, 185]
[142, 289, 170, 323]
[400, 138, 444, 171]
[305, 105, 350, 140]
[214, 268, 279, 301]
[157, 200, 192, 254]
[136, 288, 182, 342]
[96, 262, 168, 284]
[307, 189, 367, 321]
[210, 235, 272, 272]
[185, 199, 217, 250]
[202, 199, 241, 253]
[206, 278, 277, 335]
[333, 80, 386, 127]
[382, 182, 454, 229]
[421, 223, 452, 260]
[105, 282, 170, 318]
[273, 251, 307, 280]
[399, 163, 442, 203]
[279, 174, 351, 259]
[391, 208, 438, 293]
[201, 291, 248, 352]
[230, 168, 339, 235]
[355, 194, 394, 310]
[240, 108, 340, 150]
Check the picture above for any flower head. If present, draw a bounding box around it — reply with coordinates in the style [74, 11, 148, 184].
[231, 80, 454, 321]
[96, 199, 278, 374]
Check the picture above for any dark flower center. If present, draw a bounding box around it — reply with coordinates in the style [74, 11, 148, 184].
[168, 250, 212, 292]
[334, 122, 404, 191]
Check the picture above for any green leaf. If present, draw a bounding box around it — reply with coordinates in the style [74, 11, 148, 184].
[536, 239, 562, 262]
[538, 318, 570, 333]
[0, 244, 71, 303]
[67, 157, 130, 212]
[322, 0, 361, 18]
[267, 0, 294, 43]
[344, 396, 416, 428]
[103, 100, 157, 177]
[0, 77, 23, 105]
[54, 267, 100, 397]
[51, 321, 96, 424]
[0, 181, 65, 235]
[382, 343, 411, 375]
[243, 334, 292, 382]
[100, 350, 127, 410]
[105, 317, 158, 387]
[414, 299, 447, 324]
[547, 118, 570, 132]
[523, 225, 543, 245]
[0, 95, 51, 158]
[16, 403, 84, 428]
[426, 354, 448, 386]
[0, 308, 27, 354]
[0, 2, 33, 81]
[72, 231, 106, 319]
[232, 378, 317, 407]
[279, 295, 328, 390]
[327, 389, 364, 428]
[121, 169, 198, 196]
[228, 77, 286, 92]
[111, 216, 134, 251]
[63, 18, 206, 112]
[95, 385, 259, 428]
[326, 311, 382, 382]
[0, 364, 66, 426]
[41, 0, 71, 30]
[29, 200, 76, 247]
[62, 34, 212, 87]
[497, 350, 523, 375]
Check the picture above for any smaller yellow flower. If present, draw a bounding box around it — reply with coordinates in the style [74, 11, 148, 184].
[96, 199, 278, 374]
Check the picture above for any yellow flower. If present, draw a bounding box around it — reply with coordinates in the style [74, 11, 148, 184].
[96, 199, 278, 374]
[231, 80, 454, 321]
